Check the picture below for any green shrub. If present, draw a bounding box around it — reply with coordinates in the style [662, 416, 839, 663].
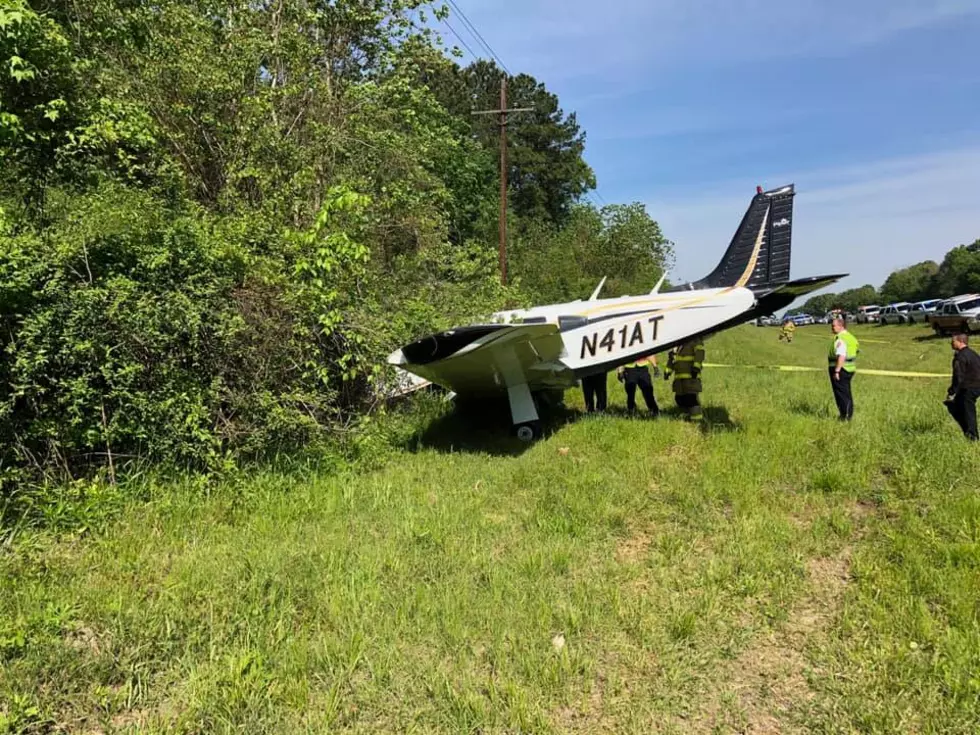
[0, 183, 383, 506]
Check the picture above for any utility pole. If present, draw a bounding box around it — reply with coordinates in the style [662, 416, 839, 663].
[473, 77, 533, 286]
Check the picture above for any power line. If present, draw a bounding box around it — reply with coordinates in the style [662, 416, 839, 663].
[446, 0, 512, 76]
[442, 18, 482, 63]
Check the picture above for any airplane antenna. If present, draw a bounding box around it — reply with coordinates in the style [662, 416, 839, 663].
[650, 273, 667, 294]
[589, 276, 607, 301]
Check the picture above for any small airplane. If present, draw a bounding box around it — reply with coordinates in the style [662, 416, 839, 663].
[388, 184, 845, 441]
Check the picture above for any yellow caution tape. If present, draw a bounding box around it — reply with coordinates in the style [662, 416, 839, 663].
[704, 363, 947, 378]
[783, 331, 890, 344]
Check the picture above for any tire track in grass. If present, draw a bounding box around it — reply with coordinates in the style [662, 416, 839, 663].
[681, 502, 873, 733]
[680, 548, 852, 734]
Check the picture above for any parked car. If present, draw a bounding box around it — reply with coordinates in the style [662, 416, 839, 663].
[928, 294, 980, 335]
[791, 313, 815, 326]
[878, 302, 912, 325]
[856, 305, 881, 324]
[908, 299, 943, 325]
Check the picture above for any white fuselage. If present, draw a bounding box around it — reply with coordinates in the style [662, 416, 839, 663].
[492, 285, 756, 377]
[386, 285, 763, 398]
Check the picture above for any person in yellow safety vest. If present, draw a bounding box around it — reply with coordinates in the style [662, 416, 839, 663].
[665, 340, 705, 421]
[616, 354, 660, 416]
[779, 318, 796, 343]
[828, 317, 859, 421]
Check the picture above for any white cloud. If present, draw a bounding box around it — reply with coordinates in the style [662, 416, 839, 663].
[458, 0, 980, 82]
[649, 147, 980, 290]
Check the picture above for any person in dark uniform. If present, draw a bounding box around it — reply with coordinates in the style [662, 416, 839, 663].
[617, 355, 660, 416]
[666, 340, 705, 421]
[581, 371, 608, 414]
[828, 318, 859, 421]
[945, 333, 980, 441]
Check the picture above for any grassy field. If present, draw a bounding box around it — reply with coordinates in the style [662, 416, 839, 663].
[3, 323, 979, 733]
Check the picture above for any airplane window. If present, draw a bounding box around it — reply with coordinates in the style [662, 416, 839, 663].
[558, 315, 588, 331]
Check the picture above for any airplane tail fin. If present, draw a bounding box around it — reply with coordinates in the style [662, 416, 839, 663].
[671, 184, 795, 293]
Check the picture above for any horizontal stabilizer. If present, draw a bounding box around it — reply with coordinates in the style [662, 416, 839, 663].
[753, 274, 848, 316]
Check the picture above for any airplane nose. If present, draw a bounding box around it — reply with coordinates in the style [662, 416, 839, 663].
[387, 348, 406, 366]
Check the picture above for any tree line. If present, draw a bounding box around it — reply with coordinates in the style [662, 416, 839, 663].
[792, 239, 980, 316]
[0, 0, 673, 503]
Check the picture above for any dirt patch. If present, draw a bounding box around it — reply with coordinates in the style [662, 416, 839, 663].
[552, 650, 636, 735]
[111, 709, 150, 730]
[614, 528, 653, 564]
[686, 548, 852, 733]
[66, 626, 104, 656]
[661, 444, 701, 473]
[554, 684, 610, 734]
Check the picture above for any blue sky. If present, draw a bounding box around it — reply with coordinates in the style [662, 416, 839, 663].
[438, 0, 980, 295]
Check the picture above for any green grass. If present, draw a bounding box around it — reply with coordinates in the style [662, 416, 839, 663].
[3, 323, 980, 733]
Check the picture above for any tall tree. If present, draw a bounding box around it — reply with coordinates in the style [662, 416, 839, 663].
[595, 202, 674, 296]
[834, 285, 881, 313]
[427, 59, 596, 227]
[930, 240, 980, 298]
[879, 260, 939, 303]
[800, 293, 839, 315]
[511, 202, 673, 303]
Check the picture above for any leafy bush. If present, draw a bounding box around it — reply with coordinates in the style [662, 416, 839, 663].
[0, 0, 672, 527]
[0, 184, 384, 501]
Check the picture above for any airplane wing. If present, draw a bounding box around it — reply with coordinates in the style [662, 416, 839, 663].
[388, 323, 573, 397]
[376, 367, 433, 400]
[753, 274, 848, 315]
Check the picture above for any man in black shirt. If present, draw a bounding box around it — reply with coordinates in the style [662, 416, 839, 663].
[945, 333, 980, 441]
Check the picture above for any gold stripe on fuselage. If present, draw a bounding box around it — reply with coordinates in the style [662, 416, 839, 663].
[576, 287, 738, 319]
[576, 200, 770, 319]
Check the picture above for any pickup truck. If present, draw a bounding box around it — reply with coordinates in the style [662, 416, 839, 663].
[929, 294, 980, 335]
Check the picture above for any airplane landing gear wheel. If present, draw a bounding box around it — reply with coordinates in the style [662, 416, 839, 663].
[515, 422, 541, 443]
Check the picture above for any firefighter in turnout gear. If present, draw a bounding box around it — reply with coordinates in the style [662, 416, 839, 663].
[617, 355, 660, 416]
[779, 318, 796, 343]
[665, 340, 705, 421]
